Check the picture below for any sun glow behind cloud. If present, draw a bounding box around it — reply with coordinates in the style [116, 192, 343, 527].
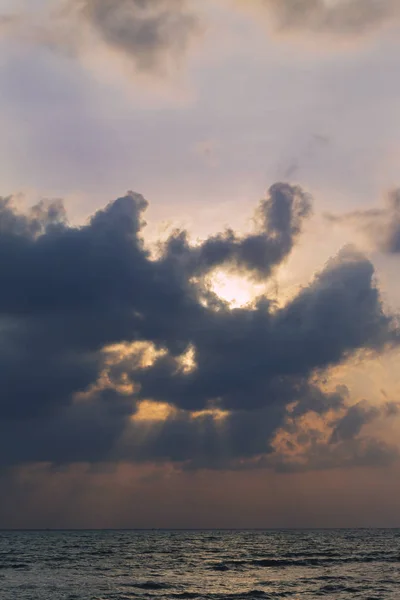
[209, 268, 268, 307]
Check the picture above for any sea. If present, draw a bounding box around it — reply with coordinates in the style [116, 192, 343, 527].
[0, 529, 399, 599]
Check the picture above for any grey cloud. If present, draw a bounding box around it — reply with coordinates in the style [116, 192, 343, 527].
[0, 389, 133, 467]
[0, 195, 67, 238]
[239, 0, 400, 38]
[0, 185, 397, 471]
[161, 182, 312, 280]
[0, 386, 344, 469]
[330, 400, 400, 443]
[115, 395, 398, 472]
[76, 0, 201, 72]
[0, 0, 202, 73]
[132, 245, 394, 412]
[326, 189, 400, 254]
[4, 0, 399, 75]
[330, 400, 379, 443]
[120, 385, 346, 470]
[265, 399, 400, 473]
[272, 437, 400, 473]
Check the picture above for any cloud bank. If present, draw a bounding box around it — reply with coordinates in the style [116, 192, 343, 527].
[0, 184, 397, 472]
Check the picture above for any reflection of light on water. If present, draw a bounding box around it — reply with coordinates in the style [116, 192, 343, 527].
[8, 529, 399, 596]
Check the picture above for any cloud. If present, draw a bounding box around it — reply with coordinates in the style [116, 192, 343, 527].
[0, 0, 202, 74]
[0, 184, 397, 471]
[73, 0, 202, 72]
[132, 245, 394, 413]
[272, 436, 400, 473]
[121, 386, 346, 469]
[330, 400, 380, 443]
[3, 0, 399, 82]
[160, 182, 312, 280]
[326, 189, 400, 254]
[236, 0, 400, 39]
[265, 399, 400, 473]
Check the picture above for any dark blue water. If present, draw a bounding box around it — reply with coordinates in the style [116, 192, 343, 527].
[0, 529, 399, 599]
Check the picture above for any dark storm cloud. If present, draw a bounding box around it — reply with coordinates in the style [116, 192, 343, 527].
[0, 184, 397, 470]
[161, 183, 312, 280]
[326, 189, 400, 254]
[0, 385, 346, 469]
[239, 0, 400, 38]
[0, 195, 67, 238]
[0, 183, 313, 420]
[0, 389, 133, 467]
[0, 189, 205, 420]
[121, 385, 345, 470]
[130, 245, 394, 412]
[9, 404, 284, 469]
[113, 393, 397, 472]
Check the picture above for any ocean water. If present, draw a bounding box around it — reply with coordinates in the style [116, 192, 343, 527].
[0, 529, 399, 599]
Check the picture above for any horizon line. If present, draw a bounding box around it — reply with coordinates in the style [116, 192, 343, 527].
[1, 526, 400, 532]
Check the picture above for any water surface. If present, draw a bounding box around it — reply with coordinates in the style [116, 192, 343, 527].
[1, 529, 399, 599]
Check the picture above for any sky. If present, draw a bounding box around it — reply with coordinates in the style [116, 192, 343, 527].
[1, 0, 400, 529]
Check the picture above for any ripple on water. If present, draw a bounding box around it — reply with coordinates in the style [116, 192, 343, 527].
[0, 530, 399, 600]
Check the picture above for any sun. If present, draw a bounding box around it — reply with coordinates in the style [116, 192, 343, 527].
[210, 269, 268, 308]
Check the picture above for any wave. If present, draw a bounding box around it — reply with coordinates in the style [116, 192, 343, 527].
[207, 552, 400, 571]
[171, 591, 295, 599]
[0, 562, 30, 570]
[130, 581, 172, 591]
